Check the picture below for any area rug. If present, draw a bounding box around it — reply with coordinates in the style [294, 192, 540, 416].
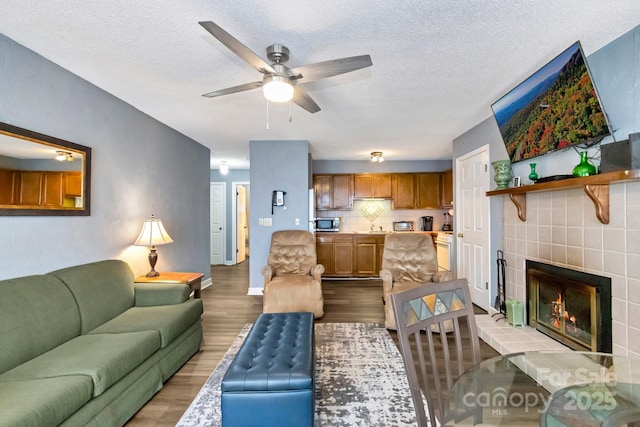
[177, 322, 419, 426]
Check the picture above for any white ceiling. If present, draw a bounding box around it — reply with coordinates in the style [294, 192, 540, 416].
[1, 1, 639, 169]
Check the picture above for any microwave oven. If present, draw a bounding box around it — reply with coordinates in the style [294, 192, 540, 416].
[314, 217, 341, 232]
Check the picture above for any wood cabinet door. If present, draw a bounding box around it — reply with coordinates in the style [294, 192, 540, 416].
[43, 172, 64, 207]
[64, 172, 82, 197]
[353, 174, 372, 199]
[0, 169, 17, 204]
[416, 173, 441, 209]
[333, 236, 354, 275]
[440, 169, 453, 208]
[314, 175, 332, 210]
[331, 174, 353, 210]
[316, 234, 335, 275]
[372, 173, 392, 198]
[355, 236, 377, 276]
[391, 173, 416, 209]
[18, 171, 43, 205]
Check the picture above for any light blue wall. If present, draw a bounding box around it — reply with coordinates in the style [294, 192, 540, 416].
[210, 169, 250, 262]
[313, 159, 452, 174]
[451, 24, 640, 306]
[249, 140, 311, 290]
[0, 34, 211, 280]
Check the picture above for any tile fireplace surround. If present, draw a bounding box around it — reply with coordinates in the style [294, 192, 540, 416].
[498, 180, 640, 356]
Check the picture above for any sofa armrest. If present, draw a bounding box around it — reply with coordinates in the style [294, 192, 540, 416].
[134, 283, 190, 307]
[432, 271, 455, 282]
[311, 264, 325, 281]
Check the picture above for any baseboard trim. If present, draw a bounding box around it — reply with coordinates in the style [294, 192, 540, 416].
[247, 287, 263, 296]
[202, 277, 212, 290]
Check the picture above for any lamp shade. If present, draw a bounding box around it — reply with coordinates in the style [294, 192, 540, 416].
[134, 215, 173, 247]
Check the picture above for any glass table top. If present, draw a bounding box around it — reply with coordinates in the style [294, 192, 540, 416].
[442, 351, 640, 426]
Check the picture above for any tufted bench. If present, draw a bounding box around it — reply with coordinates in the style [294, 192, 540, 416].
[221, 312, 315, 427]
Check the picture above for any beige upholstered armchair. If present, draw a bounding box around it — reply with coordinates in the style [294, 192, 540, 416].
[380, 233, 454, 329]
[261, 230, 325, 319]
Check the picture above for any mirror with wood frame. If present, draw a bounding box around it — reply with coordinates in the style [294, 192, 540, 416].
[0, 122, 91, 216]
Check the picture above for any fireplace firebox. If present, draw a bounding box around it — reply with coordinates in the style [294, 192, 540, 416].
[526, 260, 611, 352]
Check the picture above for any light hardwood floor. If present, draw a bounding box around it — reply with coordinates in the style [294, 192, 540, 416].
[126, 261, 498, 426]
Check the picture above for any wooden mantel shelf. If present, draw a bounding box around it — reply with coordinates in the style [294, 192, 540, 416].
[486, 169, 640, 224]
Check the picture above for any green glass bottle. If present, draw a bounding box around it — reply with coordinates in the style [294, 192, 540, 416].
[572, 152, 597, 177]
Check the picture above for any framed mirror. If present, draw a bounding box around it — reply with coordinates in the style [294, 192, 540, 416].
[0, 122, 91, 216]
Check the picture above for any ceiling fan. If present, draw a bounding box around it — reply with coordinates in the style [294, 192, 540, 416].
[199, 21, 372, 113]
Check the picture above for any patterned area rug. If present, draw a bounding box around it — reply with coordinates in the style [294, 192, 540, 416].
[177, 322, 419, 426]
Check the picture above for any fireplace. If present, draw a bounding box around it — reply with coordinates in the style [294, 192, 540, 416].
[526, 260, 612, 352]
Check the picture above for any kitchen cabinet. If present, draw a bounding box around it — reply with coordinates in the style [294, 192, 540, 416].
[316, 233, 387, 277]
[64, 172, 82, 197]
[314, 174, 354, 210]
[316, 234, 355, 276]
[18, 171, 43, 205]
[440, 169, 453, 209]
[11, 170, 81, 207]
[0, 169, 17, 204]
[353, 173, 392, 199]
[42, 172, 64, 207]
[391, 173, 442, 210]
[391, 173, 416, 209]
[416, 173, 441, 209]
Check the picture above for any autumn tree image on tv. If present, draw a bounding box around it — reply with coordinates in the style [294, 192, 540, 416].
[492, 42, 609, 163]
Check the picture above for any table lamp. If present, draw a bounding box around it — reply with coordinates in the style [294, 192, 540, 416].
[133, 214, 173, 277]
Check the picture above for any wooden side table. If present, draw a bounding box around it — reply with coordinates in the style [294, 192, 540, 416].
[134, 272, 204, 299]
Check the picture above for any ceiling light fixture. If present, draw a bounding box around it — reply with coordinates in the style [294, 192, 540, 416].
[55, 150, 74, 162]
[262, 75, 294, 103]
[219, 160, 229, 175]
[370, 151, 384, 163]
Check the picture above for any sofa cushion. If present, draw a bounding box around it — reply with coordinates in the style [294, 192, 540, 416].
[0, 274, 81, 374]
[49, 260, 136, 334]
[0, 331, 160, 397]
[88, 299, 203, 348]
[0, 376, 93, 427]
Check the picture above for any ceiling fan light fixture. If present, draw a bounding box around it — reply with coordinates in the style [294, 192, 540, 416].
[262, 75, 294, 103]
[370, 151, 384, 163]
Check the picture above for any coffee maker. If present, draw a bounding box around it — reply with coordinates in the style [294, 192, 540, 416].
[442, 213, 453, 231]
[420, 216, 433, 231]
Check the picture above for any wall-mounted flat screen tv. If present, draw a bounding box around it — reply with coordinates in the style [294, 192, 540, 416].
[491, 41, 610, 163]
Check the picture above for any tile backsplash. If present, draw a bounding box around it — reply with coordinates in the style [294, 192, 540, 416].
[317, 199, 448, 232]
[502, 180, 640, 356]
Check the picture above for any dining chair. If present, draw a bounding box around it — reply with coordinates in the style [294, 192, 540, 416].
[391, 278, 482, 427]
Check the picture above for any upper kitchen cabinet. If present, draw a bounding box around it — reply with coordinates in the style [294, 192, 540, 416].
[415, 173, 441, 209]
[314, 174, 354, 210]
[440, 169, 453, 209]
[353, 173, 392, 199]
[391, 173, 416, 209]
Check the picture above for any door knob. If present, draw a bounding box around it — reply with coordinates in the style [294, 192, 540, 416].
[457, 233, 463, 238]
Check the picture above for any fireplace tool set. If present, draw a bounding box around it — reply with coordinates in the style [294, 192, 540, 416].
[492, 250, 507, 321]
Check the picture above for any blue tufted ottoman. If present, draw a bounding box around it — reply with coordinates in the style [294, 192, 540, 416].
[221, 312, 315, 427]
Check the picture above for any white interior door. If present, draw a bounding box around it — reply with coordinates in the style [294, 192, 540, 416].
[456, 146, 490, 310]
[210, 182, 225, 265]
[236, 185, 247, 263]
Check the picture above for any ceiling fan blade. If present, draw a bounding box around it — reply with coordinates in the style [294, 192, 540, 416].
[292, 86, 321, 113]
[290, 55, 372, 83]
[202, 81, 262, 98]
[199, 21, 275, 74]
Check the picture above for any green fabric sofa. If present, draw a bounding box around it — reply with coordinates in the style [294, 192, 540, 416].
[0, 259, 203, 427]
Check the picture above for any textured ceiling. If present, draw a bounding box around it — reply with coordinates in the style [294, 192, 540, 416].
[1, 1, 639, 169]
